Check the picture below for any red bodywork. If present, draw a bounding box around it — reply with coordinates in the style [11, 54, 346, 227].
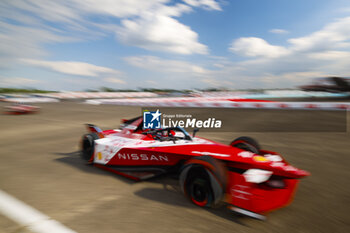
[84, 117, 309, 217]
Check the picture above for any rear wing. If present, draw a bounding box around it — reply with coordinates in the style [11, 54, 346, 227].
[119, 116, 144, 132]
[120, 116, 142, 129]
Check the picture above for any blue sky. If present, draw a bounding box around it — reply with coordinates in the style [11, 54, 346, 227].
[1, 0, 350, 91]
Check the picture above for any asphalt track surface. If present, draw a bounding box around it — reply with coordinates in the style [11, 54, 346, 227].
[0, 101, 349, 233]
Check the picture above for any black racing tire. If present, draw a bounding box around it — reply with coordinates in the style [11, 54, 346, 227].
[230, 136, 260, 154]
[81, 133, 99, 161]
[184, 166, 214, 207]
[180, 156, 227, 208]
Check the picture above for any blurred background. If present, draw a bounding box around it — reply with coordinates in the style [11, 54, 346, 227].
[1, 1, 350, 233]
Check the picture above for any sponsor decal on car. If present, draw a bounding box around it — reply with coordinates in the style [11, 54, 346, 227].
[231, 185, 252, 200]
[237, 151, 255, 158]
[271, 162, 285, 167]
[117, 153, 168, 161]
[264, 154, 282, 162]
[191, 151, 230, 157]
[253, 156, 270, 162]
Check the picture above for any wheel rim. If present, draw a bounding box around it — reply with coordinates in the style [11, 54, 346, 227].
[190, 178, 209, 206]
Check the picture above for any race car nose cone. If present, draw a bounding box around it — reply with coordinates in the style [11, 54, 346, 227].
[295, 169, 310, 178]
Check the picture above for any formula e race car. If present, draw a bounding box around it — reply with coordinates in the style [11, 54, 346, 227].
[81, 116, 309, 220]
[4, 104, 40, 114]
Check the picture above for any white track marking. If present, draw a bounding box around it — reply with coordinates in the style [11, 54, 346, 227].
[0, 190, 77, 233]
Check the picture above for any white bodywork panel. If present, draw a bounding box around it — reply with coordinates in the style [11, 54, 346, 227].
[94, 135, 213, 165]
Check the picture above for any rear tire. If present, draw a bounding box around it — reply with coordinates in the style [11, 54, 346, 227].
[81, 133, 99, 161]
[230, 136, 260, 154]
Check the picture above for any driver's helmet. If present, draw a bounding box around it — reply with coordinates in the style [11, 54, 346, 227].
[169, 130, 175, 137]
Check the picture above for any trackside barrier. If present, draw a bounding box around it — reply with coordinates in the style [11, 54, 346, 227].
[2, 98, 59, 103]
[85, 99, 350, 110]
[39, 92, 158, 99]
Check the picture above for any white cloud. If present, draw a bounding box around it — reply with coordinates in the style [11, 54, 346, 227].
[225, 16, 350, 88]
[72, 0, 169, 18]
[200, 77, 233, 87]
[0, 0, 221, 61]
[182, 0, 222, 11]
[231, 17, 350, 58]
[0, 77, 40, 86]
[104, 77, 126, 84]
[269, 29, 289, 34]
[0, 21, 76, 67]
[230, 37, 289, 58]
[125, 56, 209, 75]
[116, 3, 209, 55]
[124, 55, 225, 89]
[21, 59, 123, 77]
[307, 51, 350, 60]
[0, 0, 168, 24]
[288, 17, 350, 52]
[0, 0, 223, 90]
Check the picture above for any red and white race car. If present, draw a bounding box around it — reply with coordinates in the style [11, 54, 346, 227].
[81, 116, 309, 220]
[4, 104, 40, 114]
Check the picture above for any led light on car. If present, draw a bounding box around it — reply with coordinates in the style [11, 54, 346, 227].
[243, 169, 273, 183]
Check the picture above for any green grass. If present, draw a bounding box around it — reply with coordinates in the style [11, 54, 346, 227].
[0, 88, 55, 94]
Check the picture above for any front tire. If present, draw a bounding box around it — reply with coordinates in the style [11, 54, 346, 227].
[185, 166, 213, 207]
[180, 156, 227, 208]
[81, 133, 99, 161]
